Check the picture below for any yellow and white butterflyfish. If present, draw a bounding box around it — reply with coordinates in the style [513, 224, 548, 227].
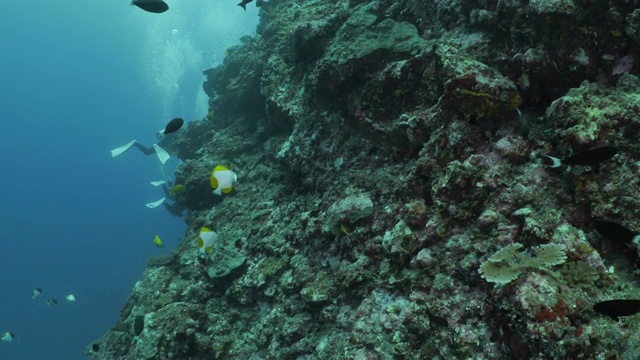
[210, 165, 237, 196]
[197, 227, 218, 253]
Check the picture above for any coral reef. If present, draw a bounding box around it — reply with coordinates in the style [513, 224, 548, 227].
[88, 0, 640, 359]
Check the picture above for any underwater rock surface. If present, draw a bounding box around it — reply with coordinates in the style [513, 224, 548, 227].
[88, 0, 640, 359]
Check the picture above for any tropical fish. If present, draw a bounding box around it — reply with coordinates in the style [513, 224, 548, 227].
[541, 145, 618, 172]
[2, 332, 14, 342]
[157, 117, 184, 139]
[595, 220, 640, 268]
[237, 0, 253, 11]
[47, 298, 58, 306]
[168, 184, 184, 196]
[593, 299, 640, 321]
[154, 235, 165, 248]
[32, 288, 42, 300]
[131, 0, 169, 13]
[595, 220, 640, 246]
[66, 294, 76, 302]
[210, 165, 237, 195]
[237, 0, 253, 10]
[197, 227, 218, 253]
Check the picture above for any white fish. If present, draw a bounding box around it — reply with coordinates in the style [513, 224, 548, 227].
[2, 332, 14, 342]
[32, 288, 42, 300]
[210, 165, 237, 196]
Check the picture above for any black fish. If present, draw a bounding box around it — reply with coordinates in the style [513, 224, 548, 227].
[541, 145, 618, 172]
[595, 220, 640, 269]
[131, 0, 169, 14]
[595, 220, 640, 245]
[593, 299, 640, 321]
[163, 117, 184, 135]
[157, 117, 184, 139]
[237, 0, 253, 11]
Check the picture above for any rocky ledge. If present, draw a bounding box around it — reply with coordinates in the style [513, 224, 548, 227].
[88, 1, 640, 359]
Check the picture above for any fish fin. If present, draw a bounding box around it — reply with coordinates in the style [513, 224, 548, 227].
[237, 2, 247, 10]
[222, 186, 233, 194]
[146, 198, 166, 208]
[152, 144, 171, 164]
[541, 155, 562, 168]
[213, 188, 222, 196]
[110, 140, 137, 157]
[150, 180, 167, 187]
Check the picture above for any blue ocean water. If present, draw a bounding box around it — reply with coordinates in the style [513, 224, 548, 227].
[0, 1, 257, 359]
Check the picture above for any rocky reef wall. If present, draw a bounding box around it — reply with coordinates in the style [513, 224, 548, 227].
[88, 0, 640, 359]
